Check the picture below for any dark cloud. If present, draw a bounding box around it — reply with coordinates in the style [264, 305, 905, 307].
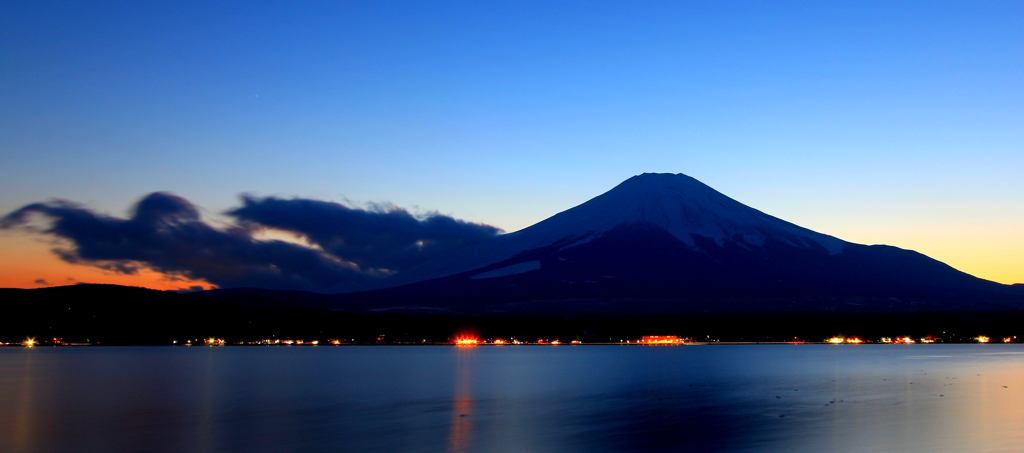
[34, 278, 49, 285]
[227, 196, 502, 273]
[2, 192, 502, 291]
[2, 193, 363, 290]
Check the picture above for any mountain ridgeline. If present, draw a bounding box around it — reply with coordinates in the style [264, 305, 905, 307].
[321, 173, 1022, 314]
[6, 173, 1024, 344]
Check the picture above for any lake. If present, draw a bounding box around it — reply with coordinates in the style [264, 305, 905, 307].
[1, 345, 1023, 452]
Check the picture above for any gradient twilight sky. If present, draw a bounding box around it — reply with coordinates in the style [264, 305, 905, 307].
[2, 1, 1022, 289]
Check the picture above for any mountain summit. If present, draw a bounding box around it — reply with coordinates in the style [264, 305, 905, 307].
[509, 172, 845, 254]
[330, 173, 1019, 313]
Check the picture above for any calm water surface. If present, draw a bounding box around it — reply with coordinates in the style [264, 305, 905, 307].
[2, 345, 1023, 453]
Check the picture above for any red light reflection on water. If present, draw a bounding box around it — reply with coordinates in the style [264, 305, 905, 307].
[448, 347, 474, 453]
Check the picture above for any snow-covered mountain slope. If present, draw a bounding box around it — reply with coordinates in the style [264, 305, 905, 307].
[507, 172, 845, 254]
[330, 173, 847, 292]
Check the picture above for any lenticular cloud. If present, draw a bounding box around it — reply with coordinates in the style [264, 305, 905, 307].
[1, 192, 502, 291]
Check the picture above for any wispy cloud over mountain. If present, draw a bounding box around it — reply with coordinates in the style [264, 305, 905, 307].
[1, 192, 502, 291]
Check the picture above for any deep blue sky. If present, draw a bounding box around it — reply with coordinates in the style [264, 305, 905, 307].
[2, 1, 1022, 285]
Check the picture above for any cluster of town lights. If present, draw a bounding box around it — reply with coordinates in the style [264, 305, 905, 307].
[827, 337, 863, 344]
[449, 335, 1009, 345]
[10, 333, 1016, 347]
[880, 337, 916, 344]
[830, 336, 1003, 344]
[452, 337, 584, 346]
[639, 336, 685, 344]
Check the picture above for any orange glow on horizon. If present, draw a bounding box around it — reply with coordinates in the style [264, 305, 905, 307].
[828, 223, 1024, 285]
[454, 337, 479, 346]
[0, 233, 214, 290]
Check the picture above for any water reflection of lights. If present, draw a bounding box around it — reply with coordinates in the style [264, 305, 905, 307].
[449, 345, 474, 452]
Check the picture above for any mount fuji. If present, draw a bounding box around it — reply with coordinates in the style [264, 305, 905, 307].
[314, 173, 1023, 313]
